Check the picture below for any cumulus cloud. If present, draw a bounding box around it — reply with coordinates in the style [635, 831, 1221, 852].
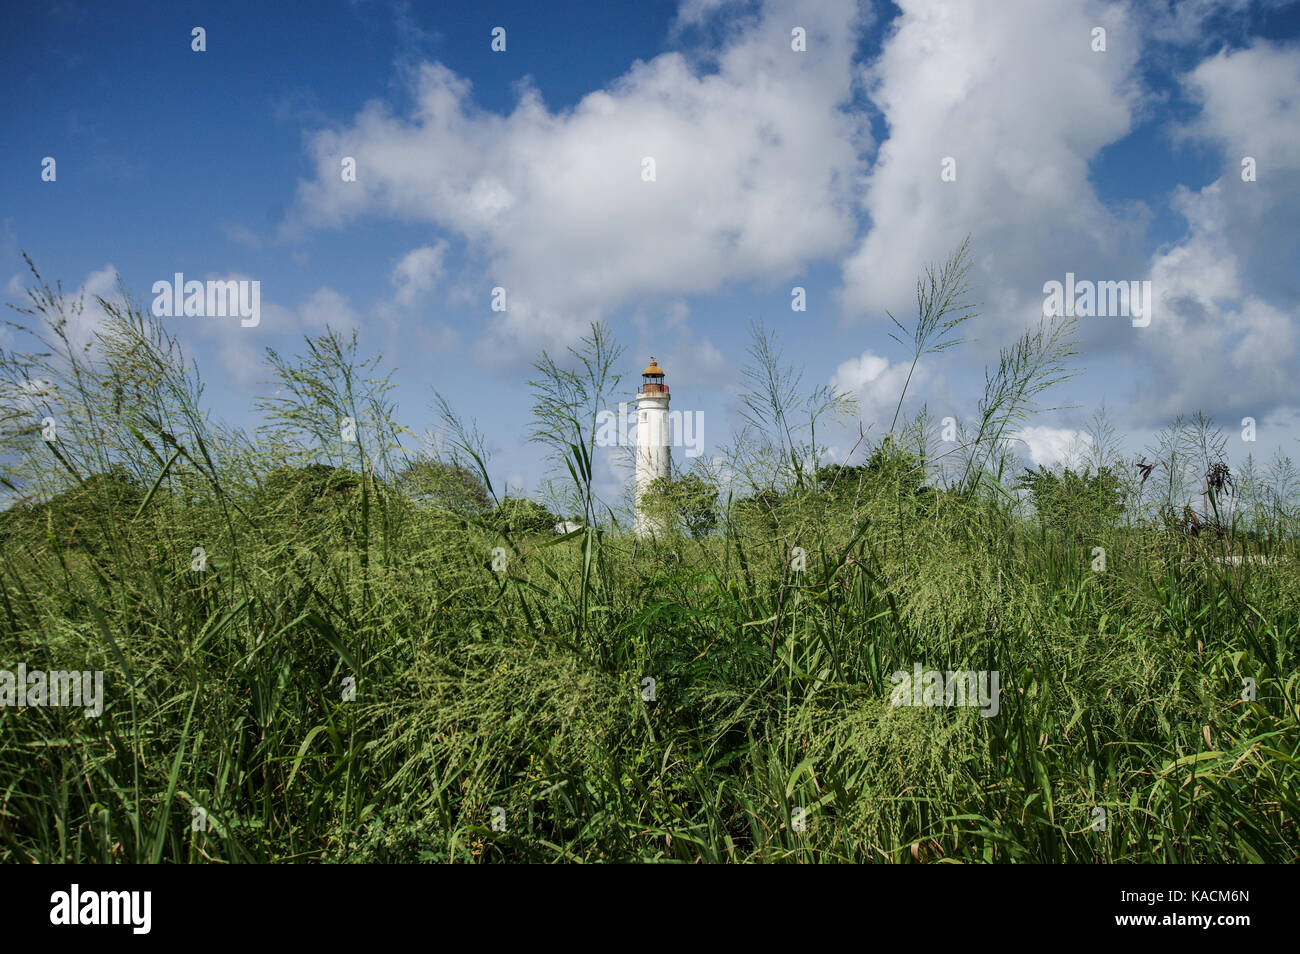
[1009, 425, 1092, 469]
[264, 0, 1297, 454]
[831, 1, 1298, 442]
[839, 0, 1145, 334]
[1180, 40, 1300, 171]
[287, 0, 870, 362]
[1131, 40, 1300, 423]
[390, 242, 448, 308]
[829, 349, 919, 427]
[46, 264, 127, 353]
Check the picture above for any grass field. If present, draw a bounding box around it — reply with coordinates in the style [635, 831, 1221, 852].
[2, 252, 1296, 863]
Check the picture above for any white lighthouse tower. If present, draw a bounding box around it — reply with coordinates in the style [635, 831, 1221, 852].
[634, 357, 671, 538]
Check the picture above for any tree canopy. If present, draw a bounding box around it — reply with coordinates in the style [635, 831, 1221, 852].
[643, 473, 719, 539]
[1017, 464, 1125, 535]
[395, 457, 491, 516]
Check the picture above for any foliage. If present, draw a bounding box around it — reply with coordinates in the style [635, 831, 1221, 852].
[816, 434, 927, 502]
[395, 457, 491, 516]
[1017, 464, 1125, 536]
[490, 496, 559, 536]
[527, 323, 624, 525]
[642, 473, 719, 538]
[1, 251, 1296, 866]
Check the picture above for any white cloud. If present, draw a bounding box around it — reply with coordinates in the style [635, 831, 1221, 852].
[833, 3, 1298, 436]
[1180, 40, 1300, 171]
[1010, 425, 1092, 469]
[296, 285, 363, 333]
[47, 264, 126, 353]
[1131, 40, 1300, 422]
[391, 242, 448, 308]
[829, 349, 918, 427]
[839, 0, 1144, 330]
[673, 0, 737, 27]
[288, 0, 870, 362]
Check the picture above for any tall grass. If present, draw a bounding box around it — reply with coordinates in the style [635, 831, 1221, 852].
[0, 251, 1296, 863]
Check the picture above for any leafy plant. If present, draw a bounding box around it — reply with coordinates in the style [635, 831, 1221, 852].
[641, 473, 719, 539]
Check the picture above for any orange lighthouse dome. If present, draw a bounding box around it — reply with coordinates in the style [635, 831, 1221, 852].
[639, 357, 667, 395]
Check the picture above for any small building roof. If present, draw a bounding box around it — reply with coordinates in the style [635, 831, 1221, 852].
[642, 357, 664, 376]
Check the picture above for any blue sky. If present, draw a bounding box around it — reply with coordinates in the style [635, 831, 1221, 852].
[3, 0, 1299, 510]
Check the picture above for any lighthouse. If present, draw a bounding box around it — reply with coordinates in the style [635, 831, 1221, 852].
[634, 357, 671, 537]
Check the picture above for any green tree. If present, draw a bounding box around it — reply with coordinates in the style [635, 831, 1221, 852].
[816, 435, 927, 503]
[0, 466, 142, 550]
[257, 463, 370, 508]
[395, 457, 490, 516]
[726, 486, 782, 537]
[643, 473, 719, 539]
[491, 497, 559, 536]
[1017, 464, 1124, 535]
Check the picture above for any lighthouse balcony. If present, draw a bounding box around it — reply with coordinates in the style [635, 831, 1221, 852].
[637, 383, 669, 395]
